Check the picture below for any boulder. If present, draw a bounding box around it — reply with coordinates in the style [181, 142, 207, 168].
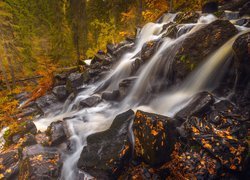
[181, 102, 248, 171]
[77, 109, 134, 178]
[172, 20, 238, 83]
[220, 0, 248, 11]
[162, 23, 178, 39]
[239, 1, 250, 16]
[79, 95, 102, 108]
[0, 150, 19, 179]
[19, 146, 61, 179]
[35, 94, 58, 114]
[141, 40, 160, 61]
[52, 85, 68, 101]
[54, 73, 67, 86]
[202, 0, 218, 13]
[224, 10, 240, 20]
[102, 90, 120, 101]
[21, 133, 37, 147]
[46, 121, 66, 146]
[175, 91, 215, 121]
[113, 41, 134, 59]
[119, 77, 137, 99]
[235, 18, 250, 27]
[66, 72, 84, 93]
[174, 11, 199, 24]
[133, 110, 176, 166]
[131, 57, 143, 75]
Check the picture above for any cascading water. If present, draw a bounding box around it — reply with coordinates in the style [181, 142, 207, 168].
[30, 13, 250, 180]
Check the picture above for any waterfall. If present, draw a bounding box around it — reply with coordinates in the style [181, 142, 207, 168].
[30, 13, 250, 180]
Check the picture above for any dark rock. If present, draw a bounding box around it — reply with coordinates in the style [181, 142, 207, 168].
[14, 92, 30, 103]
[119, 77, 137, 99]
[175, 91, 215, 121]
[131, 57, 143, 75]
[91, 52, 111, 65]
[162, 23, 178, 39]
[35, 94, 58, 114]
[22, 133, 37, 146]
[166, 143, 229, 179]
[239, 2, 250, 16]
[174, 11, 199, 24]
[46, 121, 66, 146]
[202, 0, 218, 13]
[113, 41, 134, 59]
[66, 72, 84, 93]
[224, 10, 240, 20]
[182, 102, 248, 171]
[235, 18, 250, 27]
[52, 85, 68, 101]
[172, 20, 238, 83]
[133, 110, 176, 166]
[77, 109, 134, 178]
[220, 0, 248, 11]
[141, 40, 160, 61]
[88, 69, 102, 78]
[19, 149, 61, 179]
[0, 150, 19, 179]
[102, 90, 120, 101]
[54, 73, 67, 86]
[16, 107, 40, 119]
[79, 95, 102, 108]
[107, 43, 116, 56]
[5, 121, 37, 144]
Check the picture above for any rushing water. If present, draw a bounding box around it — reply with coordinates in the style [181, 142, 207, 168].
[29, 13, 250, 179]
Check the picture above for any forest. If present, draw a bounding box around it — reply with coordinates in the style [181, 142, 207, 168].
[0, 0, 249, 179]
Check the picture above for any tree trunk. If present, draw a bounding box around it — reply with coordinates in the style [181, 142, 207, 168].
[136, 0, 143, 26]
[0, 58, 11, 91]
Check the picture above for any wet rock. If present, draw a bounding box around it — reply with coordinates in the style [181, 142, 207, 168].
[22, 133, 37, 146]
[235, 18, 250, 27]
[0, 150, 19, 179]
[54, 73, 67, 86]
[4, 121, 37, 145]
[175, 91, 215, 122]
[220, 0, 248, 11]
[119, 77, 137, 99]
[107, 43, 116, 56]
[46, 121, 66, 146]
[131, 57, 143, 75]
[19, 148, 61, 179]
[52, 85, 68, 101]
[133, 110, 176, 166]
[77, 109, 134, 178]
[141, 40, 160, 61]
[174, 11, 199, 24]
[16, 107, 40, 119]
[14, 92, 30, 103]
[166, 143, 229, 179]
[172, 20, 238, 83]
[162, 23, 178, 39]
[202, 0, 218, 13]
[113, 41, 134, 59]
[102, 90, 120, 101]
[35, 94, 58, 114]
[224, 10, 240, 20]
[66, 72, 84, 93]
[182, 103, 248, 171]
[79, 95, 102, 108]
[239, 1, 250, 16]
[91, 51, 112, 66]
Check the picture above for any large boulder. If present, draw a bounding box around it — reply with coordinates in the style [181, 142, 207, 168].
[202, 0, 218, 13]
[46, 121, 66, 146]
[78, 95, 102, 109]
[141, 40, 160, 61]
[52, 85, 68, 101]
[175, 91, 215, 122]
[239, 1, 250, 16]
[172, 20, 238, 83]
[19, 145, 62, 179]
[0, 150, 19, 179]
[77, 109, 134, 178]
[35, 94, 58, 114]
[119, 77, 137, 99]
[220, 0, 249, 11]
[174, 11, 199, 24]
[66, 72, 84, 94]
[181, 101, 248, 172]
[133, 110, 176, 166]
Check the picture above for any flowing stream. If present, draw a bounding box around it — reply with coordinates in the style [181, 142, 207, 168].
[30, 13, 250, 179]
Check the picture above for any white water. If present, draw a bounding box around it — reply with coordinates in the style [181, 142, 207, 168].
[28, 13, 250, 179]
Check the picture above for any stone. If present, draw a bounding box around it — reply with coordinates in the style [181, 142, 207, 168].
[133, 110, 176, 166]
[46, 121, 66, 146]
[22, 133, 37, 146]
[174, 11, 199, 24]
[220, 0, 248, 11]
[239, 2, 250, 16]
[131, 57, 143, 75]
[172, 20, 238, 84]
[79, 95, 102, 108]
[202, 0, 218, 13]
[141, 40, 160, 61]
[175, 91, 215, 121]
[102, 90, 120, 101]
[119, 77, 137, 99]
[0, 150, 19, 179]
[162, 23, 178, 39]
[77, 109, 134, 178]
[66, 72, 84, 93]
[35, 94, 58, 114]
[52, 85, 68, 101]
